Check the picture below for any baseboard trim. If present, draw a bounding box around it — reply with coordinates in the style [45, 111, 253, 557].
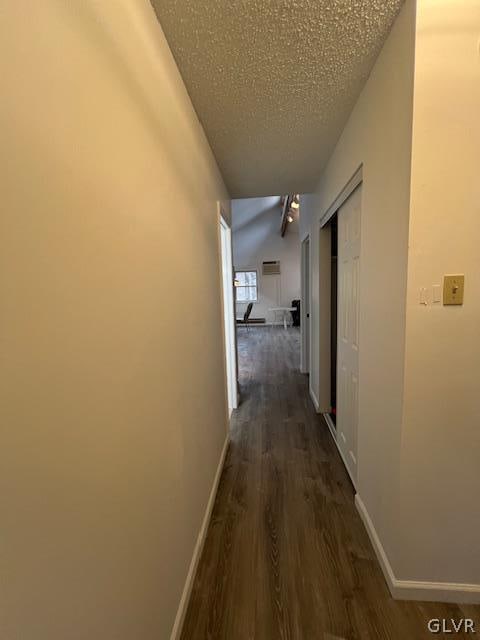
[354, 494, 397, 593]
[309, 385, 320, 413]
[355, 494, 480, 604]
[169, 435, 229, 640]
[322, 413, 357, 490]
[237, 322, 296, 328]
[322, 411, 337, 442]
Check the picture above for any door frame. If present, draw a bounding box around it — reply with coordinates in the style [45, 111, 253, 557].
[320, 166, 363, 227]
[318, 166, 363, 489]
[300, 235, 311, 374]
[219, 212, 238, 417]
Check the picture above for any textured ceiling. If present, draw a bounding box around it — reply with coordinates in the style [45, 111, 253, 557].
[151, 0, 404, 197]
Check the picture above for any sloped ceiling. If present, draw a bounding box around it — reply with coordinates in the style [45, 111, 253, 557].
[151, 0, 404, 197]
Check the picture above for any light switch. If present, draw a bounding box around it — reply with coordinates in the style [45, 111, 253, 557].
[432, 284, 441, 303]
[420, 287, 428, 305]
[443, 274, 464, 305]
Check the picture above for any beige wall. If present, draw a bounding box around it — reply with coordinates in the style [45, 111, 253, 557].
[0, 1, 229, 638]
[398, 0, 480, 585]
[301, 0, 415, 567]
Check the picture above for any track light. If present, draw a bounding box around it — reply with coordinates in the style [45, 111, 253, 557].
[291, 197, 299, 210]
[287, 214, 294, 223]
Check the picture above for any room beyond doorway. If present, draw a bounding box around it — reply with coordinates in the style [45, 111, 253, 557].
[231, 196, 301, 331]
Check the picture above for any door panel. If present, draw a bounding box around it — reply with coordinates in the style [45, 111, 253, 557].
[220, 218, 238, 414]
[336, 184, 361, 484]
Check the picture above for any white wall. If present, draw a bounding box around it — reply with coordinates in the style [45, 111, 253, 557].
[398, 0, 480, 586]
[233, 197, 301, 323]
[301, 0, 415, 568]
[0, 2, 230, 638]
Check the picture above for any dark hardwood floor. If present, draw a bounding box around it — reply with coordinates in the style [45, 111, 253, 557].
[181, 327, 479, 639]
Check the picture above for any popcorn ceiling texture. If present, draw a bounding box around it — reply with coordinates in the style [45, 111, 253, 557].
[151, 0, 404, 197]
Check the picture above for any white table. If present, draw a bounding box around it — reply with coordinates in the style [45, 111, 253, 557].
[269, 307, 296, 330]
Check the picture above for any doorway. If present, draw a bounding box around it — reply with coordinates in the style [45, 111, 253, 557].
[301, 236, 310, 374]
[320, 176, 362, 488]
[219, 214, 238, 416]
[329, 215, 338, 425]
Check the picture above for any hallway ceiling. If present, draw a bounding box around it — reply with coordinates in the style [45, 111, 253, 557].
[151, 0, 404, 198]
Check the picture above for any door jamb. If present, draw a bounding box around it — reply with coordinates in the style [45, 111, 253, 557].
[219, 212, 238, 417]
[300, 235, 310, 374]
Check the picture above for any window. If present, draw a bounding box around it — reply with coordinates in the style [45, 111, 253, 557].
[235, 270, 257, 302]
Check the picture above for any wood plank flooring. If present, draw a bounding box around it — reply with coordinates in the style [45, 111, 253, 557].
[181, 327, 479, 639]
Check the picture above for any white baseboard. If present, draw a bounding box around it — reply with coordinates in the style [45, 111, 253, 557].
[169, 436, 229, 640]
[322, 412, 357, 490]
[355, 494, 480, 604]
[309, 385, 320, 413]
[322, 411, 337, 442]
[236, 322, 294, 327]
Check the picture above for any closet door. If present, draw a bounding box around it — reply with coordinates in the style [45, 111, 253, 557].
[336, 184, 361, 484]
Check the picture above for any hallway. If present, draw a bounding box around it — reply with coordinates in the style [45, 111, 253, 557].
[2, 2, 479, 637]
[181, 327, 478, 640]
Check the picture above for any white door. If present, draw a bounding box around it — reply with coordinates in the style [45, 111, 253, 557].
[301, 237, 310, 373]
[336, 184, 361, 484]
[220, 216, 238, 415]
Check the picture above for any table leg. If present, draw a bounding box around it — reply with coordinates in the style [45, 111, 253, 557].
[284, 312, 287, 330]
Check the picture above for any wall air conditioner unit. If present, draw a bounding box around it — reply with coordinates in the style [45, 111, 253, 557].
[262, 260, 280, 275]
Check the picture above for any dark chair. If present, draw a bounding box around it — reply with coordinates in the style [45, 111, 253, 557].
[291, 300, 300, 327]
[243, 302, 254, 332]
